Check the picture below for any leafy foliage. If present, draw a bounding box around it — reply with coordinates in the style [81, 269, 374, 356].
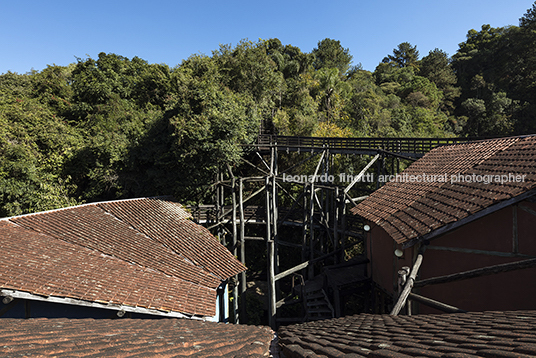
[2, 1, 536, 214]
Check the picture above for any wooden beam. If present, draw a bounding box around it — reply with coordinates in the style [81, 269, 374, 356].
[408, 293, 466, 313]
[376, 148, 418, 161]
[344, 154, 380, 194]
[345, 195, 369, 204]
[275, 260, 310, 282]
[414, 257, 536, 288]
[426, 245, 536, 258]
[244, 236, 265, 241]
[520, 204, 536, 217]
[239, 157, 269, 176]
[274, 241, 364, 282]
[256, 151, 271, 171]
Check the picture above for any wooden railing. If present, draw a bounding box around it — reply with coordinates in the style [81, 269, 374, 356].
[257, 134, 480, 157]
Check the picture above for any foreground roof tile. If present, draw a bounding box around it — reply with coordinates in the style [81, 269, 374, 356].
[278, 311, 536, 358]
[0, 318, 274, 357]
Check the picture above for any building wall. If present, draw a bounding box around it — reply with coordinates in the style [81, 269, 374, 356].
[367, 200, 536, 314]
[367, 225, 413, 295]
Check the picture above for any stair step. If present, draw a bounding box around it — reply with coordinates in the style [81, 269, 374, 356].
[305, 293, 325, 300]
[307, 308, 333, 314]
[307, 300, 329, 306]
[307, 304, 331, 312]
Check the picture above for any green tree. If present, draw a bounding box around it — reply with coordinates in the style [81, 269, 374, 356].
[310, 67, 351, 123]
[418, 49, 460, 114]
[452, 21, 531, 135]
[123, 53, 261, 202]
[383, 42, 420, 69]
[312, 38, 353, 75]
[0, 71, 81, 216]
[65, 53, 170, 201]
[264, 38, 312, 80]
[520, 1, 536, 29]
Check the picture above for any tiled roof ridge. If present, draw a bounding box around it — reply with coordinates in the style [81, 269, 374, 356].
[437, 133, 535, 148]
[0, 196, 183, 222]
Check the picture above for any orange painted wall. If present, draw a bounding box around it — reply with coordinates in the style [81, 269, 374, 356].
[367, 200, 536, 313]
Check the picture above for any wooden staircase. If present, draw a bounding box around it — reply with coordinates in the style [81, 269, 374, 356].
[304, 279, 334, 321]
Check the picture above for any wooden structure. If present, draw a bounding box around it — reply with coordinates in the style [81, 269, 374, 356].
[191, 133, 480, 328]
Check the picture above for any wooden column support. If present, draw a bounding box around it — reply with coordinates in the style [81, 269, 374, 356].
[390, 252, 423, 316]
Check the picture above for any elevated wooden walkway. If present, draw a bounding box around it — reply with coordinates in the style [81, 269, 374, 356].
[254, 134, 479, 158]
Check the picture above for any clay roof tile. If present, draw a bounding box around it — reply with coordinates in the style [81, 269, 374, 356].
[0, 197, 245, 318]
[352, 136, 536, 244]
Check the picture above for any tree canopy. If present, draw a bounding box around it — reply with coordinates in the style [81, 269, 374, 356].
[2, 1, 536, 215]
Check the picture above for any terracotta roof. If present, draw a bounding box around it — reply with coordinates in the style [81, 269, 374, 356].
[278, 310, 536, 358]
[0, 197, 246, 318]
[352, 135, 536, 245]
[0, 317, 274, 357]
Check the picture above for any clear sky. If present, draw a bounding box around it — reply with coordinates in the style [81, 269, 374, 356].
[1, 0, 534, 74]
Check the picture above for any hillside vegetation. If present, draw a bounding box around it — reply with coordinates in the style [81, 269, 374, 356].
[1, 3, 536, 216]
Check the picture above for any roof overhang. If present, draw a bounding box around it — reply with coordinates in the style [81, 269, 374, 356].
[401, 187, 536, 249]
[0, 289, 217, 322]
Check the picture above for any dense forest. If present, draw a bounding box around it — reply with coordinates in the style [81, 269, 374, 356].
[1, 3, 536, 217]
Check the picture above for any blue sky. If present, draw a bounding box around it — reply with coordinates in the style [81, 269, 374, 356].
[1, 0, 534, 74]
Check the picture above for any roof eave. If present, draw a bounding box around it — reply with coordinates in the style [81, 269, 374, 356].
[0, 288, 216, 321]
[402, 187, 536, 249]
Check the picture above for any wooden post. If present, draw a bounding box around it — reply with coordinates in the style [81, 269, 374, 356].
[397, 267, 410, 299]
[302, 190, 308, 265]
[396, 267, 409, 315]
[333, 187, 339, 264]
[231, 175, 239, 323]
[308, 183, 315, 279]
[308, 151, 326, 279]
[239, 178, 247, 324]
[220, 172, 226, 245]
[215, 171, 222, 244]
[266, 147, 277, 329]
[272, 147, 281, 323]
[390, 252, 423, 316]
